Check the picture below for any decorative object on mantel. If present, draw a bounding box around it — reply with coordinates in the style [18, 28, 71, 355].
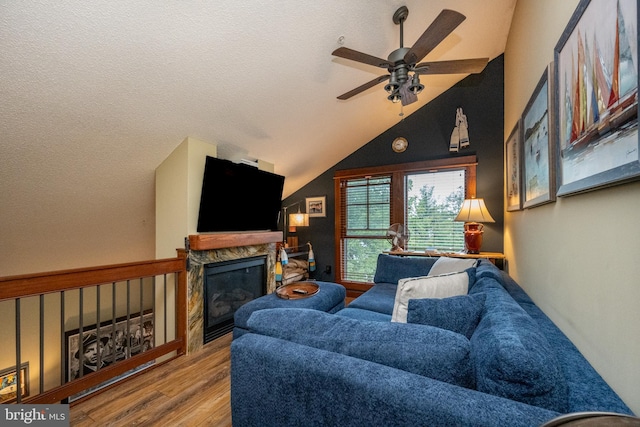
[331, 6, 488, 105]
[392, 136, 408, 153]
[450, 107, 470, 152]
[307, 242, 316, 272]
[454, 198, 495, 254]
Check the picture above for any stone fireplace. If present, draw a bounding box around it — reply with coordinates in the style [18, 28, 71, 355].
[181, 231, 281, 354]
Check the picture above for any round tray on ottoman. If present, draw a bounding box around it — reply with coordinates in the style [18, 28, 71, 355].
[276, 282, 319, 299]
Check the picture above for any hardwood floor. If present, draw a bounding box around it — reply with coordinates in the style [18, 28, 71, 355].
[70, 333, 233, 427]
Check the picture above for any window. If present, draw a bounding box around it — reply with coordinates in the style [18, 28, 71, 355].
[340, 176, 392, 283]
[406, 169, 466, 252]
[334, 156, 476, 287]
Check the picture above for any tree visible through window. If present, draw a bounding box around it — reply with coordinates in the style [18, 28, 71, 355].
[335, 157, 476, 287]
[406, 169, 465, 252]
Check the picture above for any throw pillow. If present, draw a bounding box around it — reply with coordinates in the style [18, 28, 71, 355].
[391, 268, 475, 323]
[428, 256, 478, 276]
[470, 277, 569, 413]
[372, 253, 438, 284]
[247, 307, 476, 389]
[407, 293, 486, 339]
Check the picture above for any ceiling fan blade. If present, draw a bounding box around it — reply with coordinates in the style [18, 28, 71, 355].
[414, 58, 489, 75]
[404, 9, 466, 65]
[337, 75, 390, 100]
[332, 47, 393, 68]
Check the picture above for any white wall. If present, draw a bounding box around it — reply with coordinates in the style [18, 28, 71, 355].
[504, 0, 640, 414]
[155, 136, 218, 259]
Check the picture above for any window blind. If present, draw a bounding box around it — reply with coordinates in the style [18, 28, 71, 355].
[406, 169, 465, 252]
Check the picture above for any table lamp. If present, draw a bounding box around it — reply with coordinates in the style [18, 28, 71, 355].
[454, 198, 495, 254]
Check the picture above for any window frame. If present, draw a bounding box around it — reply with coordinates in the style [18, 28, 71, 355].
[334, 155, 477, 291]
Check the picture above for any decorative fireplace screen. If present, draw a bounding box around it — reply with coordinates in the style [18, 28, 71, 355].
[203, 255, 267, 343]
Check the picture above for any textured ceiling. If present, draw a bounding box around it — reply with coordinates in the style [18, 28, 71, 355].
[0, 1, 515, 271]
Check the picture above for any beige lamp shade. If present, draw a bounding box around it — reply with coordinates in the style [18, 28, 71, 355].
[454, 198, 495, 223]
[289, 212, 309, 227]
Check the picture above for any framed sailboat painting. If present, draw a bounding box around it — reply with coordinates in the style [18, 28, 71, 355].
[554, 0, 640, 196]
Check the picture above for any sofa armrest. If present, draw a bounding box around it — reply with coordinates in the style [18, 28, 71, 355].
[231, 334, 560, 427]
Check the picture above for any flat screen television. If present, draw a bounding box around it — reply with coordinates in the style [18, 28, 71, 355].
[197, 156, 284, 233]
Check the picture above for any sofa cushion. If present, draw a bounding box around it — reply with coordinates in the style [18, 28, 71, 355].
[428, 256, 478, 276]
[247, 307, 475, 389]
[346, 282, 397, 315]
[373, 254, 437, 284]
[391, 268, 476, 323]
[335, 307, 392, 322]
[470, 276, 569, 413]
[407, 293, 486, 339]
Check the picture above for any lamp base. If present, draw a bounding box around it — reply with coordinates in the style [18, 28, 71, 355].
[463, 222, 484, 254]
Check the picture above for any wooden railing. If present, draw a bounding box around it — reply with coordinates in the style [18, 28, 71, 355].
[0, 253, 187, 404]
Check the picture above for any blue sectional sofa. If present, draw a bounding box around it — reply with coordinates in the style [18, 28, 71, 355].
[230, 254, 634, 426]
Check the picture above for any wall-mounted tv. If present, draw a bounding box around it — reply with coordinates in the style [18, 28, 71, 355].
[197, 156, 284, 233]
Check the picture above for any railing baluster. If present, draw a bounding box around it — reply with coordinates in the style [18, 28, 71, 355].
[96, 284, 102, 373]
[60, 291, 65, 383]
[15, 298, 21, 403]
[139, 278, 144, 352]
[164, 274, 168, 345]
[78, 288, 84, 379]
[152, 276, 157, 348]
[111, 282, 117, 364]
[126, 280, 131, 358]
[40, 294, 44, 395]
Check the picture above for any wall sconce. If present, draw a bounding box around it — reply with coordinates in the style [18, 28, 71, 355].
[454, 198, 495, 254]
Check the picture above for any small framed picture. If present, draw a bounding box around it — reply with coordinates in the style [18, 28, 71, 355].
[506, 121, 523, 211]
[306, 196, 326, 218]
[522, 63, 556, 208]
[0, 362, 29, 403]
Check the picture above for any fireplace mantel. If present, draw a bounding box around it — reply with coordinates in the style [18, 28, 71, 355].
[188, 231, 282, 251]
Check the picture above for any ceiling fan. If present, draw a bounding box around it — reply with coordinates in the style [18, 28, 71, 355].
[332, 6, 489, 106]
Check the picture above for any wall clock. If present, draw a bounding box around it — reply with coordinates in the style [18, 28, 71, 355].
[392, 137, 408, 153]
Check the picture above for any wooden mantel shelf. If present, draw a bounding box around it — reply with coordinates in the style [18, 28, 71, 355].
[188, 231, 283, 251]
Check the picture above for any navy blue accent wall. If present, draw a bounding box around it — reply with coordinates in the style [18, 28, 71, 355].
[285, 55, 504, 282]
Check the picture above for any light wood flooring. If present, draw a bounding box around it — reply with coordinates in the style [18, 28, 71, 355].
[70, 333, 233, 427]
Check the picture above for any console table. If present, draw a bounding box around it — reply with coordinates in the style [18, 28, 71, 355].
[386, 251, 506, 269]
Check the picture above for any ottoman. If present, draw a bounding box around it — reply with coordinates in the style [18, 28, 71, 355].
[233, 281, 346, 339]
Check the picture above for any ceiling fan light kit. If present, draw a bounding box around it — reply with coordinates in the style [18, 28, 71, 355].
[332, 6, 489, 106]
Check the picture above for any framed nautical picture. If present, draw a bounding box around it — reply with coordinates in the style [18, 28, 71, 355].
[522, 63, 556, 208]
[555, 0, 640, 196]
[306, 196, 326, 217]
[506, 120, 522, 211]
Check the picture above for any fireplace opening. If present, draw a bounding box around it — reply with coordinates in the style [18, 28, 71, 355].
[203, 255, 267, 343]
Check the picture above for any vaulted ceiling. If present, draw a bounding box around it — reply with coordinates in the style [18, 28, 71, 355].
[0, 1, 515, 270]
